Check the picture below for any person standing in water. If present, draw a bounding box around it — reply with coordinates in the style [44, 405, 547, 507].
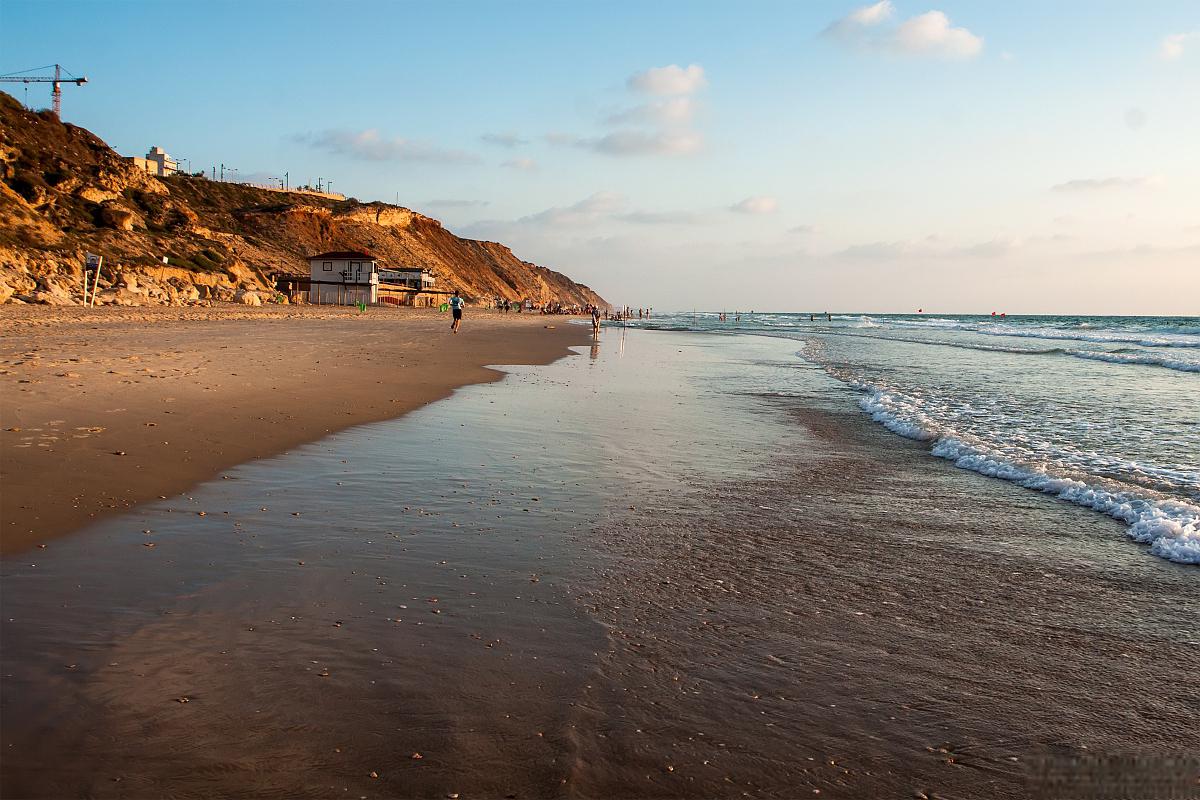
[450, 290, 465, 333]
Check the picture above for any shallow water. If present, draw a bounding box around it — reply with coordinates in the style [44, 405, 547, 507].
[626, 313, 1200, 564]
[2, 327, 1197, 798]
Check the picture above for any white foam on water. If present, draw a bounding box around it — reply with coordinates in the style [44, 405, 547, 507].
[1066, 349, 1200, 373]
[983, 325, 1200, 349]
[854, 384, 1200, 565]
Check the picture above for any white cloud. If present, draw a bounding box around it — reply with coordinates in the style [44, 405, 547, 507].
[1160, 31, 1198, 60]
[606, 97, 697, 126]
[541, 64, 707, 160]
[502, 157, 538, 171]
[730, 196, 779, 214]
[822, 0, 894, 39]
[548, 130, 703, 157]
[297, 129, 479, 163]
[1051, 176, 1163, 192]
[789, 224, 818, 234]
[481, 132, 528, 147]
[891, 11, 983, 58]
[627, 64, 707, 95]
[519, 192, 625, 226]
[616, 210, 704, 225]
[823, 2, 983, 59]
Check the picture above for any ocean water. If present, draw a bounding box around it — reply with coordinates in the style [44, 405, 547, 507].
[620, 313, 1200, 564]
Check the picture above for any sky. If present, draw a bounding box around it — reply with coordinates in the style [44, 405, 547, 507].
[2, 0, 1198, 314]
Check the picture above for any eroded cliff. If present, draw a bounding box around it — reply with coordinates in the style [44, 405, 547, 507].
[0, 92, 603, 308]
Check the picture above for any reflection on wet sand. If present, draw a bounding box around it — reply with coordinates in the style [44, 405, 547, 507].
[3, 330, 1197, 799]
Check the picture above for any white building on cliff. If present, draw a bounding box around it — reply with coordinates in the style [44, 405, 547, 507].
[127, 146, 177, 177]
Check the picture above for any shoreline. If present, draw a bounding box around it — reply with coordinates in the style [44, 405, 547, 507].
[0, 304, 590, 554]
[1, 327, 1195, 798]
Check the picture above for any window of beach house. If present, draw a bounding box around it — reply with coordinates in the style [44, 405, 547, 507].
[322, 261, 332, 271]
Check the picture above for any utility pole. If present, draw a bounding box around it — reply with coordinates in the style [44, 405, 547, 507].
[284, 171, 289, 191]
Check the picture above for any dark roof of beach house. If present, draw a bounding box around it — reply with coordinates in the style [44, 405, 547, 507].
[308, 250, 376, 261]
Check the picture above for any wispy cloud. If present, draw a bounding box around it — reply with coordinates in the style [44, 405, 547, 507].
[548, 130, 703, 157]
[502, 157, 538, 171]
[822, 0, 895, 39]
[789, 224, 819, 234]
[616, 210, 704, 225]
[1160, 31, 1198, 60]
[423, 199, 490, 208]
[544, 132, 580, 146]
[296, 129, 479, 163]
[730, 196, 779, 214]
[1051, 176, 1163, 192]
[823, 1, 983, 59]
[836, 236, 1019, 259]
[544, 64, 708, 160]
[588, 130, 703, 156]
[627, 64, 707, 95]
[519, 192, 626, 226]
[481, 132, 528, 148]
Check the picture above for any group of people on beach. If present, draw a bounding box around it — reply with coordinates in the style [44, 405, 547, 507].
[606, 306, 650, 321]
[451, 292, 615, 334]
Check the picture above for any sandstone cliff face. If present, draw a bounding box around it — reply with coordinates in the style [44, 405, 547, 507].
[0, 92, 603, 308]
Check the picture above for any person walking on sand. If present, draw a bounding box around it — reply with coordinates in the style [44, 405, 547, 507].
[450, 290, 465, 333]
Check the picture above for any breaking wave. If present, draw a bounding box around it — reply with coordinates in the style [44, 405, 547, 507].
[1065, 349, 1200, 373]
[855, 384, 1200, 565]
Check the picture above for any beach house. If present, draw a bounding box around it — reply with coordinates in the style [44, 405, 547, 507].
[308, 250, 378, 305]
[376, 267, 454, 307]
[378, 267, 436, 291]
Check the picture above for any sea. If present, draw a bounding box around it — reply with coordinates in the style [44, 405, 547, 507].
[622, 312, 1200, 565]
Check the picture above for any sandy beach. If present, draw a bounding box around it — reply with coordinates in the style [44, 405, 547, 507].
[2, 327, 1195, 799]
[0, 305, 588, 554]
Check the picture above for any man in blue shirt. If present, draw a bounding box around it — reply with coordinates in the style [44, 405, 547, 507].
[450, 290, 465, 333]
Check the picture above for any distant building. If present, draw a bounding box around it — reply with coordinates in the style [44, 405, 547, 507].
[308, 250, 378, 305]
[378, 267, 435, 291]
[127, 146, 177, 177]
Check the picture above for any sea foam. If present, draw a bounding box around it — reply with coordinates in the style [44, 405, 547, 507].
[856, 385, 1200, 565]
[1065, 349, 1200, 373]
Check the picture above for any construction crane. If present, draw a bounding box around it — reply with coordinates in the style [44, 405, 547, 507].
[0, 64, 88, 117]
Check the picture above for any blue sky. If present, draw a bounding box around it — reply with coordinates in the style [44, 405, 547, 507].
[3, 0, 1197, 313]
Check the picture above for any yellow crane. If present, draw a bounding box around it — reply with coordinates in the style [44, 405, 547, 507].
[0, 64, 88, 117]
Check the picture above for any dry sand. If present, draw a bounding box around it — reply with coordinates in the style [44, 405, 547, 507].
[0, 304, 588, 554]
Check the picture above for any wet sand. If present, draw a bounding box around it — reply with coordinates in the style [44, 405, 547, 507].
[2, 329, 1197, 799]
[0, 304, 587, 554]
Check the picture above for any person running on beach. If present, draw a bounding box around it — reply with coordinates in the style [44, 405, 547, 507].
[450, 290, 465, 333]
